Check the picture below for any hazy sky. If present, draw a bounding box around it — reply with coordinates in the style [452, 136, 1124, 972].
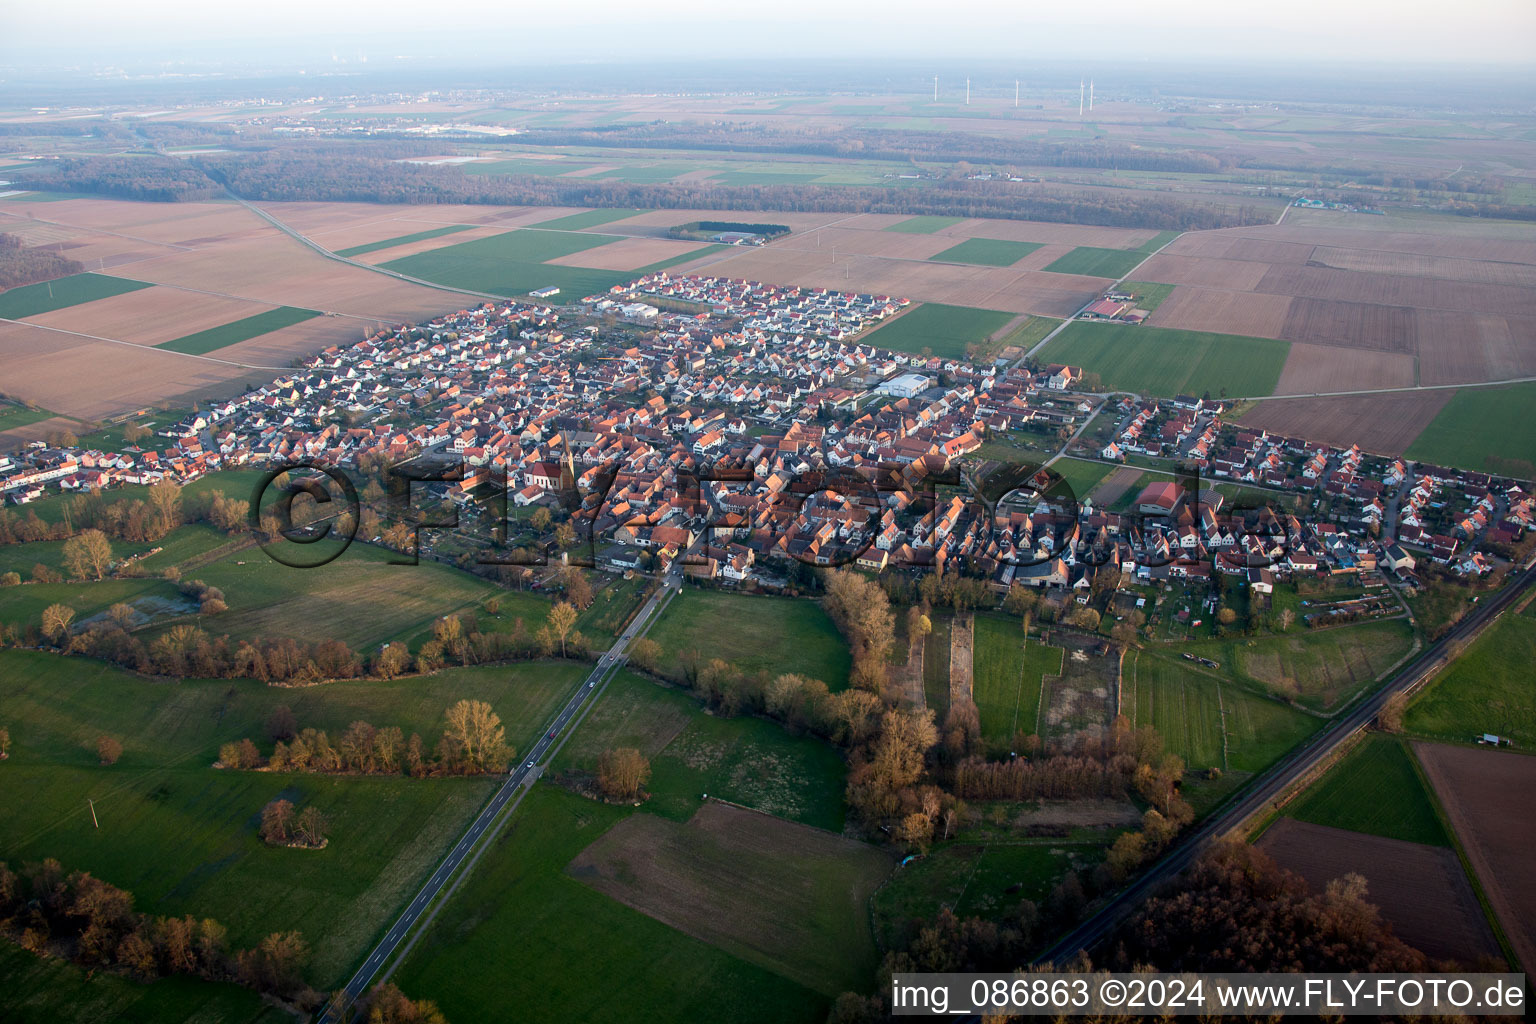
[6, 0, 1536, 67]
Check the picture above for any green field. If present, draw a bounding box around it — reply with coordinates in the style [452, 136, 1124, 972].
[1405, 606, 1536, 747]
[1179, 618, 1414, 712]
[1039, 321, 1290, 398]
[970, 616, 1062, 749]
[155, 306, 320, 355]
[0, 272, 151, 319]
[1048, 458, 1117, 502]
[0, 401, 56, 434]
[648, 589, 851, 689]
[1284, 735, 1450, 846]
[871, 841, 1094, 948]
[394, 786, 831, 1024]
[885, 215, 965, 234]
[860, 302, 1016, 360]
[1124, 651, 1321, 772]
[1044, 246, 1147, 279]
[646, 710, 850, 831]
[333, 224, 472, 257]
[169, 541, 535, 653]
[0, 651, 602, 986]
[1, 941, 284, 1024]
[1405, 382, 1536, 477]
[929, 238, 1043, 266]
[1119, 281, 1177, 312]
[529, 209, 645, 230]
[383, 228, 631, 298]
[992, 315, 1061, 354]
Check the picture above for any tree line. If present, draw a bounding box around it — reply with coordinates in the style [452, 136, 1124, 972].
[218, 699, 513, 777]
[191, 151, 1265, 231]
[9, 156, 223, 202]
[0, 233, 85, 290]
[0, 858, 318, 1007]
[0, 858, 449, 1018]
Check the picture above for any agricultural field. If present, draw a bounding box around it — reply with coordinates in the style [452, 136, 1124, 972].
[647, 589, 851, 689]
[1047, 457, 1117, 502]
[529, 208, 644, 230]
[0, 272, 152, 319]
[1405, 382, 1536, 477]
[333, 223, 473, 257]
[1283, 734, 1449, 846]
[1415, 742, 1536, 973]
[1180, 618, 1415, 712]
[970, 615, 1062, 750]
[1044, 246, 1147, 279]
[1039, 321, 1290, 399]
[646, 711, 850, 831]
[1256, 818, 1499, 966]
[0, 400, 55, 435]
[929, 238, 1043, 266]
[1236, 390, 1454, 457]
[885, 215, 966, 234]
[155, 541, 531, 654]
[1118, 281, 1176, 312]
[382, 227, 632, 297]
[859, 302, 1015, 359]
[155, 305, 320, 355]
[0, 650, 616, 987]
[568, 802, 889, 995]
[1122, 651, 1321, 773]
[871, 840, 1092, 947]
[1404, 605, 1536, 747]
[395, 786, 832, 1024]
[1, 941, 284, 1024]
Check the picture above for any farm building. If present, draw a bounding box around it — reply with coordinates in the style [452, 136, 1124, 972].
[528, 286, 560, 298]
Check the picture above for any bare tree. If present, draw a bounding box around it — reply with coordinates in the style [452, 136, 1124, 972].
[41, 603, 76, 642]
[442, 699, 510, 772]
[63, 529, 114, 581]
[546, 601, 578, 658]
[259, 799, 294, 844]
[0, 726, 11, 760]
[596, 747, 651, 800]
[96, 735, 124, 765]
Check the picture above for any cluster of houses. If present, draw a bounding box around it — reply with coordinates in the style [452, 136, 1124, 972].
[586, 273, 909, 341]
[1099, 397, 1530, 582]
[2, 271, 1528, 601]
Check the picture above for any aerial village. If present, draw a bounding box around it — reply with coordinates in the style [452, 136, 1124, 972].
[2, 273, 1530, 613]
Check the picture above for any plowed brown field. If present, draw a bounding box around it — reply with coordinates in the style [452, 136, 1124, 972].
[1237, 390, 1453, 455]
[1275, 343, 1416, 394]
[1414, 742, 1536, 974]
[1257, 818, 1499, 965]
[1152, 286, 1293, 337]
[1279, 297, 1417, 353]
[21, 287, 275, 347]
[1133, 253, 1270, 290]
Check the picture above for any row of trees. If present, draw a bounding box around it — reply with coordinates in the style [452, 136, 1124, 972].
[201, 150, 1266, 231]
[219, 700, 513, 777]
[0, 233, 84, 290]
[0, 858, 319, 1007]
[9, 156, 223, 202]
[20, 597, 586, 685]
[0, 480, 186, 547]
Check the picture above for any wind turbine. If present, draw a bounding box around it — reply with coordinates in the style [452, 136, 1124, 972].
[965, 78, 970, 105]
[1089, 80, 1095, 112]
[1079, 79, 1084, 117]
[932, 75, 938, 102]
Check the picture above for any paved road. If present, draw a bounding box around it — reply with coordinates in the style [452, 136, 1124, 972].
[1034, 558, 1536, 968]
[323, 562, 689, 1019]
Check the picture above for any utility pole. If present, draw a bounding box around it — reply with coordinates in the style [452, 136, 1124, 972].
[89, 799, 99, 829]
